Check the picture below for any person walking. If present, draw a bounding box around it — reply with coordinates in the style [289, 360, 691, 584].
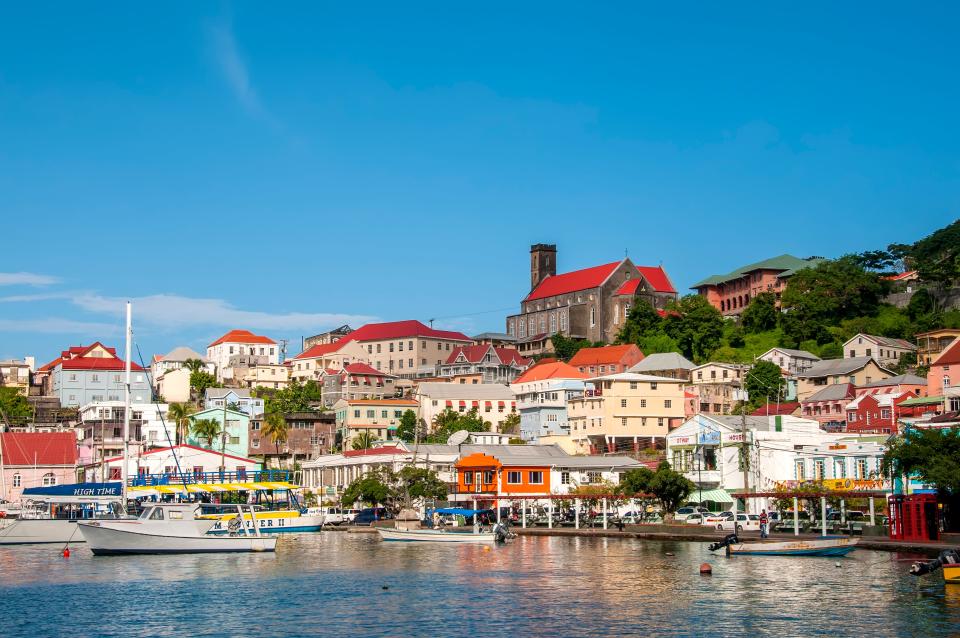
[759, 509, 769, 539]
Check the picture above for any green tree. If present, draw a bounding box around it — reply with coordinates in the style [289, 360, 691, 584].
[189, 370, 220, 402]
[396, 466, 448, 503]
[648, 461, 696, 520]
[616, 301, 663, 345]
[817, 342, 843, 359]
[0, 388, 34, 426]
[498, 412, 521, 435]
[352, 431, 376, 450]
[740, 292, 778, 333]
[662, 295, 725, 362]
[190, 417, 222, 448]
[263, 379, 323, 414]
[743, 360, 786, 410]
[341, 470, 391, 507]
[425, 408, 490, 443]
[183, 358, 205, 374]
[262, 412, 289, 460]
[395, 409, 419, 443]
[883, 427, 960, 497]
[550, 333, 602, 361]
[638, 333, 681, 356]
[618, 467, 655, 496]
[167, 402, 196, 446]
[779, 257, 889, 345]
[904, 219, 960, 286]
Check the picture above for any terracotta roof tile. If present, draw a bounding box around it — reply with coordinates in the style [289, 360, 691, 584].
[568, 345, 643, 367]
[513, 360, 589, 383]
[933, 337, 960, 367]
[341, 320, 471, 343]
[208, 329, 277, 348]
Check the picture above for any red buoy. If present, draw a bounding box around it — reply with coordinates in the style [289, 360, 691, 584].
[699, 562, 712, 575]
[62, 547, 70, 558]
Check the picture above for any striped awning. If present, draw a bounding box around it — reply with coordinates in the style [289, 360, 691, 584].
[690, 488, 734, 504]
[127, 481, 298, 496]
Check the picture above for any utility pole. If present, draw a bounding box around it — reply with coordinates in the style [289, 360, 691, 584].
[736, 381, 749, 514]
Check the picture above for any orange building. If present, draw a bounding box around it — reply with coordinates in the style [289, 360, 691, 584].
[454, 452, 551, 499]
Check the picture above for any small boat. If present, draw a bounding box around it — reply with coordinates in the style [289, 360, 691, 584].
[708, 533, 858, 557]
[376, 526, 504, 543]
[0, 482, 127, 545]
[78, 502, 277, 555]
[911, 549, 960, 584]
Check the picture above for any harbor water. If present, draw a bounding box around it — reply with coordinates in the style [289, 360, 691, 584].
[1, 533, 957, 637]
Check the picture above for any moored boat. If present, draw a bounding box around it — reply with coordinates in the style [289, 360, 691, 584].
[708, 533, 858, 557]
[0, 482, 127, 545]
[376, 526, 502, 543]
[911, 549, 960, 584]
[78, 502, 277, 555]
[203, 507, 325, 534]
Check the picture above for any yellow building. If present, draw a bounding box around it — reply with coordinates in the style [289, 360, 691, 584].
[567, 372, 686, 454]
[333, 398, 419, 448]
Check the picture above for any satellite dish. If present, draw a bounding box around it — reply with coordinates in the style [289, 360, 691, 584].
[447, 429, 470, 446]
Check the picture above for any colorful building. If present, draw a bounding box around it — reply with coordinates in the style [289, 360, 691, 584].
[332, 320, 473, 379]
[796, 357, 894, 402]
[321, 363, 398, 408]
[928, 337, 960, 398]
[691, 254, 823, 316]
[437, 345, 531, 384]
[206, 329, 279, 381]
[42, 342, 151, 408]
[414, 382, 517, 433]
[916, 329, 960, 367]
[186, 407, 250, 458]
[689, 362, 752, 415]
[511, 360, 589, 442]
[568, 344, 645, 376]
[0, 431, 77, 503]
[289, 339, 370, 383]
[333, 398, 420, 447]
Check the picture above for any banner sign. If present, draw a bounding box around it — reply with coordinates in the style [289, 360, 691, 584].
[21, 482, 122, 498]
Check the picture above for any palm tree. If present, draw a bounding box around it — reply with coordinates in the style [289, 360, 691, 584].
[191, 417, 222, 449]
[183, 358, 204, 374]
[167, 402, 196, 446]
[262, 412, 289, 467]
[352, 431, 375, 451]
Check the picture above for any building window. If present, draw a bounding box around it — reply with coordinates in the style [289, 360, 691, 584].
[664, 400, 672, 408]
[855, 458, 868, 479]
[621, 417, 627, 427]
[528, 471, 543, 485]
[12, 473, 21, 487]
[507, 471, 522, 484]
[620, 399, 627, 408]
[42, 472, 57, 486]
[796, 460, 806, 480]
[463, 471, 473, 485]
[813, 459, 825, 480]
[560, 471, 570, 485]
[640, 399, 646, 408]
[590, 306, 596, 327]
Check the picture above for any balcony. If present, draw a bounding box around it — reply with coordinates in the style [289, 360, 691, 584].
[683, 469, 721, 485]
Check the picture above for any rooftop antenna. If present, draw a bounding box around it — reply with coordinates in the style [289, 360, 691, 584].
[429, 318, 435, 328]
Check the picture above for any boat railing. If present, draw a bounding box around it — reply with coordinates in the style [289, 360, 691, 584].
[128, 469, 293, 486]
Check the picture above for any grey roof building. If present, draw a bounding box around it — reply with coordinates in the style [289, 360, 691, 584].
[628, 352, 696, 375]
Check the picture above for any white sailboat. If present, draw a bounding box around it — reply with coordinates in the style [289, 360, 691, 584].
[78, 502, 277, 554]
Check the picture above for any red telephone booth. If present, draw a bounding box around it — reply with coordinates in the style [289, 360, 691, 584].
[888, 494, 939, 541]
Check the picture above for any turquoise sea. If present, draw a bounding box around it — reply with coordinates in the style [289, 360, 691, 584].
[0, 533, 957, 637]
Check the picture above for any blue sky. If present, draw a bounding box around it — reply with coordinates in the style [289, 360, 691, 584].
[2, 3, 958, 365]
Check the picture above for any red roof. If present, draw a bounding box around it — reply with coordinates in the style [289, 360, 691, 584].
[294, 342, 346, 360]
[527, 261, 676, 301]
[0, 432, 77, 466]
[512, 360, 589, 383]
[343, 362, 388, 376]
[569, 345, 644, 367]
[444, 345, 530, 367]
[933, 337, 960, 367]
[340, 320, 471, 343]
[208, 329, 277, 348]
[61, 358, 144, 371]
[526, 261, 621, 302]
[102, 444, 256, 465]
[495, 347, 531, 367]
[749, 402, 800, 416]
[882, 270, 918, 281]
[343, 446, 404, 457]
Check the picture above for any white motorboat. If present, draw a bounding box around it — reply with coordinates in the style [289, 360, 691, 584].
[708, 533, 859, 557]
[376, 527, 500, 543]
[0, 482, 127, 545]
[78, 502, 277, 555]
[203, 506, 326, 534]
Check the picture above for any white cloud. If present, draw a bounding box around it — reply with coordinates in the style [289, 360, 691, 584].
[0, 318, 119, 334]
[0, 272, 60, 286]
[0, 292, 77, 303]
[209, 15, 272, 122]
[71, 293, 377, 333]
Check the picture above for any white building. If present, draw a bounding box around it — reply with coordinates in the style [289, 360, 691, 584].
[666, 414, 847, 512]
[843, 333, 917, 368]
[77, 401, 172, 467]
[151, 347, 214, 386]
[511, 362, 588, 442]
[101, 444, 262, 481]
[758, 347, 821, 376]
[207, 330, 279, 381]
[301, 443, 460, 496]
[415, 382, 517, 433]
[204, 388, 265, 418]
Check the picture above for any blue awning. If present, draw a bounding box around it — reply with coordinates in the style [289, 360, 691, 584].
[430, 507, 490, 516]
[21, 482, 123, 502]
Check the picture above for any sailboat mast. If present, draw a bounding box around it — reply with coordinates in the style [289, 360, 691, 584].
[122, 301, 132, 502]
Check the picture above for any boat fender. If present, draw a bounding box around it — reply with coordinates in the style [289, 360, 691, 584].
[699, 563, 712, 575]
[0, 511, 6, 519]
[62, 547, 70, 558]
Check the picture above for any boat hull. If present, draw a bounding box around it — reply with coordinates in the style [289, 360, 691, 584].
[376, 527, 497, 543]
[0, 519, 89, 545]
[725, 537, 858, 557]
[78, 522, 277, 555]
[944, 564, 960, 585]
[205, 512, 325, 534]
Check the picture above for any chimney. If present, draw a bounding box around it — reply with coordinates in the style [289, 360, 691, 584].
[530, 244, 557, 291]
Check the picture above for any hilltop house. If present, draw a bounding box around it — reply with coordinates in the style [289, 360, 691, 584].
[415, 382, 517, 434]
[691, 254, 823, 316]
[568, 344, 645, 376]
[843, 334, 917, 368]
[689, 362, 752, 415]
[290, 340, 370, 383]
[437, 345, 531, 384]
[511, 360, 589, 442]
[796, 357, 895, 402]
[758, 347, 821, 376]
[505, 244, 677, 354]
[321, 363, 397, 407]
[41, 342, 151, 408]
[207, 330, 279, 382]
[627, 352, 696, 380]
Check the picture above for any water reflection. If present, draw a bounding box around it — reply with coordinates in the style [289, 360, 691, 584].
[0, 533, 957, 637]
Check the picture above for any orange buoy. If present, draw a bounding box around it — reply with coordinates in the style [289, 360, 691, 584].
[62, 547, 70, 558]
[699, 562, 712, 575]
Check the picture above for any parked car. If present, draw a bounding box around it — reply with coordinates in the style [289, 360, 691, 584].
[685, 513, 715, 525]
[702, 511, 733, 526]
[321, 507, 347, 525]
[353, 507, 392, 526]
[675, 506, 709, 522]
[342, 508, 361, 523]
[717, 513, 761, 533]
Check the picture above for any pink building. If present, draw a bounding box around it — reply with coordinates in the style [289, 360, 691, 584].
[691, 254, 822, 316]
[0, 431, 78, 503]
[928, 337, 960, 397]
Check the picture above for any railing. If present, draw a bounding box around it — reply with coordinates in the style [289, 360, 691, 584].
[128, 469, 293, 486]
